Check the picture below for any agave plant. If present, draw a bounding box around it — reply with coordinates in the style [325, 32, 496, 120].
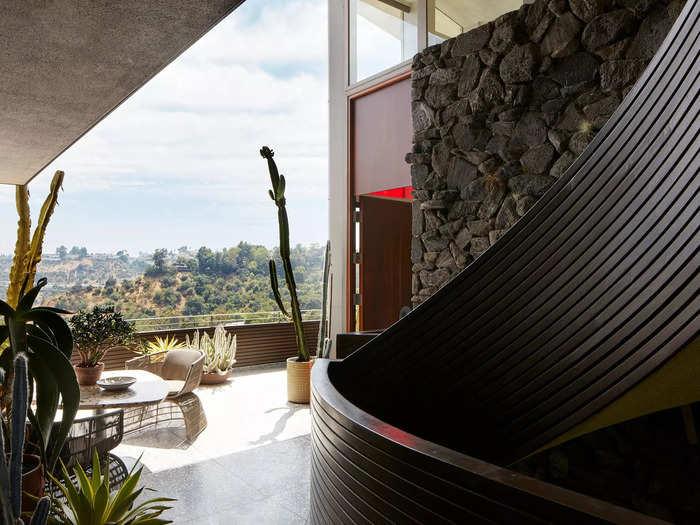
[48, 450, 174, 525]
[136, 335, 185, 357]
[0, 354, 52, 525]
[0, 278, 79, 473]
[185, 326, 236, 374]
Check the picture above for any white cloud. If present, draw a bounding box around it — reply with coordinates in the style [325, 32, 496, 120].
[0, 0, 330, 254]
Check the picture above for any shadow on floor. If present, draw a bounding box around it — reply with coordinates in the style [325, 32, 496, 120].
[249, 404, 307, 446]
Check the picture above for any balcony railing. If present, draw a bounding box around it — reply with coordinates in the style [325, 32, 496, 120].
[126, 309, 321, 333]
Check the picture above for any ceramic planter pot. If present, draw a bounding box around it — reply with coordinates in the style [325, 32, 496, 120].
[19, 453, 44, 513]
[200, 370, 232, 385]
[286, 357, 314, 404]
[74, 362, 104, 386]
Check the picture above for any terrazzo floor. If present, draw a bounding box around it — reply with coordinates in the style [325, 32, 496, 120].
[114, 363, 311, 524]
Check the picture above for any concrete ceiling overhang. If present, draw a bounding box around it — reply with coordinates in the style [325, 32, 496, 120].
[0, 0, 246, 186]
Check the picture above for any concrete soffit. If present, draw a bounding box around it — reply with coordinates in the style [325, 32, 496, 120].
[0, 0, 246, 185]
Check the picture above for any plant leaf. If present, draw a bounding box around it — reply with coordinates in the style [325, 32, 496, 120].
[26, 334, 80, 471]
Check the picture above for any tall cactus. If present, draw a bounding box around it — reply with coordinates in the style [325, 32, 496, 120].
[0, 354, 51, 524]
[317, 240, 331, 358]
[261, 147, 309, 362]
[7, 170, 64, 308]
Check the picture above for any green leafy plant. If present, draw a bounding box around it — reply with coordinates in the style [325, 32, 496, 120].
[48, 450, 174, 525]
[136, 336, 184, 357]
[316, 240, 332, 359]
[69, 306, 134, 368]
[260, 146, 309, 361]
[0, 279, 79, 473]
[0, 354, 52, 525]
[186, 326, 236, 374]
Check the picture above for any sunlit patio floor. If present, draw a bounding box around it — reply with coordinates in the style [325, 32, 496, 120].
[114, 363, 311, 524]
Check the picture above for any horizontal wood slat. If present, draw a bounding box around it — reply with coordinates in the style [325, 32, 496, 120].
[312, 2, 698, 523]
[70, 321, 319, 371]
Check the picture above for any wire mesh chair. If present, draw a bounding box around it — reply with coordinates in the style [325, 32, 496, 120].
[125, 349, 204, 398]
[123, 350, 207, 442]
[122, 392, 207, 443]
[46, 409, 129, 499]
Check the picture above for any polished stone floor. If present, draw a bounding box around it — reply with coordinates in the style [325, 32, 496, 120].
[114, 363, 311, 524]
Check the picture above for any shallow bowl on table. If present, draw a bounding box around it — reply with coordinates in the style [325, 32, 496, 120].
[96, 376, 137, 391]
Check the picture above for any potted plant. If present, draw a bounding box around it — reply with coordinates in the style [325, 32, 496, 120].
[260, 146, 313, 403]
[69, 305, 134, 385]
[185, 325, 237, 384]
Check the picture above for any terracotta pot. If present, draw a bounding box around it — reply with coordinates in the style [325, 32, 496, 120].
[74, 362, 104, 386]
[200, 370, 232, 385]
[18, 454, 44, 513]
[286, 357, 314, 404]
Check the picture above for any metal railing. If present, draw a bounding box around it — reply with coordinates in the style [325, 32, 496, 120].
[128, 309, 321, 333]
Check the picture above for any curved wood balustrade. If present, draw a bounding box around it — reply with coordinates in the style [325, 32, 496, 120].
[312, 0, 698, 522]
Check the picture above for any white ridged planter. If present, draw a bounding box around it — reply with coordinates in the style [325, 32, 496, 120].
[287, 357, 314, 403]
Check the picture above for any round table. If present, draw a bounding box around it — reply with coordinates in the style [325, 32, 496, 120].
[78, 370, 168, 409]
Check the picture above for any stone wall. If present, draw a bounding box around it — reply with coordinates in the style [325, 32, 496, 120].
[512, 404, 700, 523]
[407, 0, 684, 305]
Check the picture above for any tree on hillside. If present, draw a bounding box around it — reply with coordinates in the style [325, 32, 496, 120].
[56, 245, 67, 259]
[69, 246, 88, 257]
[116, 250, 129, 263]
[145, 248, 169, 276]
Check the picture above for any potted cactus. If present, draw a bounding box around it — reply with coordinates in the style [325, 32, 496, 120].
[69, 305, 134, 385]
[186, 325, 237, 384]
[261, 146, 313, 403]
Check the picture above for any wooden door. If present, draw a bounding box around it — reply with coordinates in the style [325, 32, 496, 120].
[359, 195, 412, 331]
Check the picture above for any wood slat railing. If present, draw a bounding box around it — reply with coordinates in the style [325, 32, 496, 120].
[70, 320, 320, 371]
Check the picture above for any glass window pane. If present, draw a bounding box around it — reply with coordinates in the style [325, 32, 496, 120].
[351, 0, 417, 83]
[429, 0, 523, 45]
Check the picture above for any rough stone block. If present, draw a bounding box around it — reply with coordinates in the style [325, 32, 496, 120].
[514, 113, 548, 147]
[541, 12, 583, 58]
[411, 237, 424, 263]
[421, 230, 450, 252]
[525, 0, 555, 42]
[521, 143, 556, 174]
[447, 158, 478, 191]
[495, 195, 519, 230]
[569, 131, 594, 155]
[600, 59, 647, 90]
[470, 237, 491, 253]
[412, 101, 435, 133]
[569, 0, 613, 23]
[430, 67, 460, 85]
[500, 43, 540, 83]
[508, 174, 556, 196]
[467, 219, 492, 236]
[549, 52, 599, 87]
[489, 229, 508, 246]
[452, 23, 492, 56]
[455, 228, 473, 250]
[582, 9, 636, 51]
[550, 151, 577, 177]
[515, 194, 537, 216]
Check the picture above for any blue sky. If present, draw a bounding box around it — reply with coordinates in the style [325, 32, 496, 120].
[0, 0, 328, 256]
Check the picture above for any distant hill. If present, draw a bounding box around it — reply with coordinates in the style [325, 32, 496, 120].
[40, 243, 324, 320]
[0, 251, 149, 305]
